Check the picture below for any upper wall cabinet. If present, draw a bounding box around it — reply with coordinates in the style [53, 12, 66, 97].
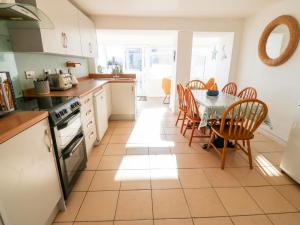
[8, 0, 98, 58]
[78, 11, 98, 58]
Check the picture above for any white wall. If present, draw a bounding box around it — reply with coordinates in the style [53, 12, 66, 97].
[236, 0, 300, 142]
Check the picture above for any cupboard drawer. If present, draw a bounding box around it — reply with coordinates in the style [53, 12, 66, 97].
[80, 93, 93, 110]
[81, 107, 94, 125]
[85, 126, 97, 154]
[82, 117, 96, 135]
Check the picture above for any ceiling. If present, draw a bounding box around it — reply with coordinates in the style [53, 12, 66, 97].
[71, 0, 282, 18]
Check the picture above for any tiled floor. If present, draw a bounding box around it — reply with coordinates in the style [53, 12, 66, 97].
[54, 98, 300, 225]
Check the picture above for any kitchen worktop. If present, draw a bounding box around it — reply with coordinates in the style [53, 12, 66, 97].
[0, 111, 48, 144]
[22, 77, 136, 98]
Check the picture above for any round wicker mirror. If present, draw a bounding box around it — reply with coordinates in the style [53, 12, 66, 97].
[258, 15, 300, 66]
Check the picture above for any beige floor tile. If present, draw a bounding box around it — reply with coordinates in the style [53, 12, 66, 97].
[215, 187, 263, 216]
[105, 126, 115, 135]
[261, 152, 283, 166]
[126, 145, 149, 155]
[193, 217, 233, 225]
[86, 154, 102, 170]
[184, 188, 228, 217]
[73, 171, 95, 191]
[154, 218, 193, 225]
[100, 134, 111, 144]
[89, 170, 120, 191]
[275, 185, 300, 210]
[89, 145, 107, 158]
[118, 170, 151, 190]
[163, 127, 181, 135]
[231, 215, 273, 225]
[253, 132, 273, 142]
[152, 189, 190, 219]
[149, 147, 171, 154]
[178, 169, 211, 188]
[149, 154, 178, 169]
[55, 192, 86, 222]
[252, 141, 284, 153]
[76, 191, 118, 221]
[165, 134, 188, 142]
[73, 222, 113, 225]
[228, 168, 269, 187]
[115, 190, 153, 220]
[114, 220, 153, 225]
[97, 155, 123, 170]
[171, 143, 201, 154]
[175, 154, 202, 168]
[255, 166, 295, 185]
[104, 144, 127, 155]
[113, 127, 134, 135]
[151, 169, 181, 189]
[246, 186, 297, 213]
[268, 213, 300, 225]
[53, 223, 73, 225]
[222, 151, 250, 167]
[116, 155, 150, 170]
[203, 168, 241, 187]
[109, 134, 130, 144]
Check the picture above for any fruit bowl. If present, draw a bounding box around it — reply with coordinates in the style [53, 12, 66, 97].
[207, 90, 219, 96]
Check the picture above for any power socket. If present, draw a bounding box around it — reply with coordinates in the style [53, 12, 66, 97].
[24, 71, 35, 79]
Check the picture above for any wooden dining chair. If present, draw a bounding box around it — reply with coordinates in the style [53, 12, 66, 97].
[208, 99, 268, 169]
[237, 87, 257, 99]
[222, 82, 237, 96]
[183, 88, 210, 146]
[186, 80, 207, 90]
[175, 84, 187, 133]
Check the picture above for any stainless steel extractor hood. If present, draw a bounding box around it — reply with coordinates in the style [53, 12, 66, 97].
[0, 0, 54, 29]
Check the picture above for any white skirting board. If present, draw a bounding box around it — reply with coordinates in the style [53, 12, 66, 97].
[109, 114, 135, 120]
[257, 126, 287, 146]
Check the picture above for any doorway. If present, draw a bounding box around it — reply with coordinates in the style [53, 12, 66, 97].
[96, 30, 177, 102]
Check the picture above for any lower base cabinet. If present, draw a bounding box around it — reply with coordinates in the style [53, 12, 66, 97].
[0, 119, 63, 225]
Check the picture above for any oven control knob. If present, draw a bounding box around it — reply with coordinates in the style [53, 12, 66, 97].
[63, 109, 67, 114]
[59, 111, 64, 116]
[55, 113, 60, 118]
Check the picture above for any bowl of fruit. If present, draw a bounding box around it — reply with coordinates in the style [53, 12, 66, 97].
[207, 83, 219, 96]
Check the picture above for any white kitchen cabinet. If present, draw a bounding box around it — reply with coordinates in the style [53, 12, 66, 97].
[104, 83, 112, 119]
[78, 11, 98, 58]
[9, 0, 98, 57]
[93, 89, 108, 141]
[0, 119, 63, 225]
[37, 0, 82, 56]
[111, 83, 136, 120]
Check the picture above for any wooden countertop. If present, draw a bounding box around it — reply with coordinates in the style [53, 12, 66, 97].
[23, 78, 136, 98]
[0, 111, 48, 144]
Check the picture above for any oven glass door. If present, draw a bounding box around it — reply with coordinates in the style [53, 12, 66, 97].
[61, 133, 86, 185]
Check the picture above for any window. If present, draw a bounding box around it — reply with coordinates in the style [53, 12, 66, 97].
[125, 48, 143, 71]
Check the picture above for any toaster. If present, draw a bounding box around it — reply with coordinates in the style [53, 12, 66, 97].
[48, 73, 73, 91]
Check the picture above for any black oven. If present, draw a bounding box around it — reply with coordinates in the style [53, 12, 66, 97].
[52, 108, 87, 199]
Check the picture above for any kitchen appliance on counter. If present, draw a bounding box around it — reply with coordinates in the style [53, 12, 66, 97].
[0, 71, 16, 117]
[48, 73, 73, 91]
[280, 104, 300, 184]
[16, 96, 87, 198]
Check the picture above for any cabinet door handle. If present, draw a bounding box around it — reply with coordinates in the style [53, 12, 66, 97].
[87, 120, 93, 128]
[84, 98, 91, 104]
[89, 131, 94, 139]
[86, 109, 92, 116]
[44, 129, 53, 152]
[64, 33, 68, 48]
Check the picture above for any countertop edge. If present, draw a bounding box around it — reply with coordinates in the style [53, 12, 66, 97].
[0, 111, 49, 144]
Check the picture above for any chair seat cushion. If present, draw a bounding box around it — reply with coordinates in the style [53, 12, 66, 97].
[212, 125, 254, 140]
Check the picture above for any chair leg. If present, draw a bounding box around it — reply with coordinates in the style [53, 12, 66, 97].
[175, 110, 182, 126]
[183, 119, 190, 136]
[189, 122, 196, 146]
[180, 112, 186, 134]
[246, 140, 253, 169]
[221, 138, 228, 169]
[242, 140, 245, 147]
[208, 131, 215, 149]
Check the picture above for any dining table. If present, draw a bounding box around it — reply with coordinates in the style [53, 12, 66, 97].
[191, 90, 272, 129]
